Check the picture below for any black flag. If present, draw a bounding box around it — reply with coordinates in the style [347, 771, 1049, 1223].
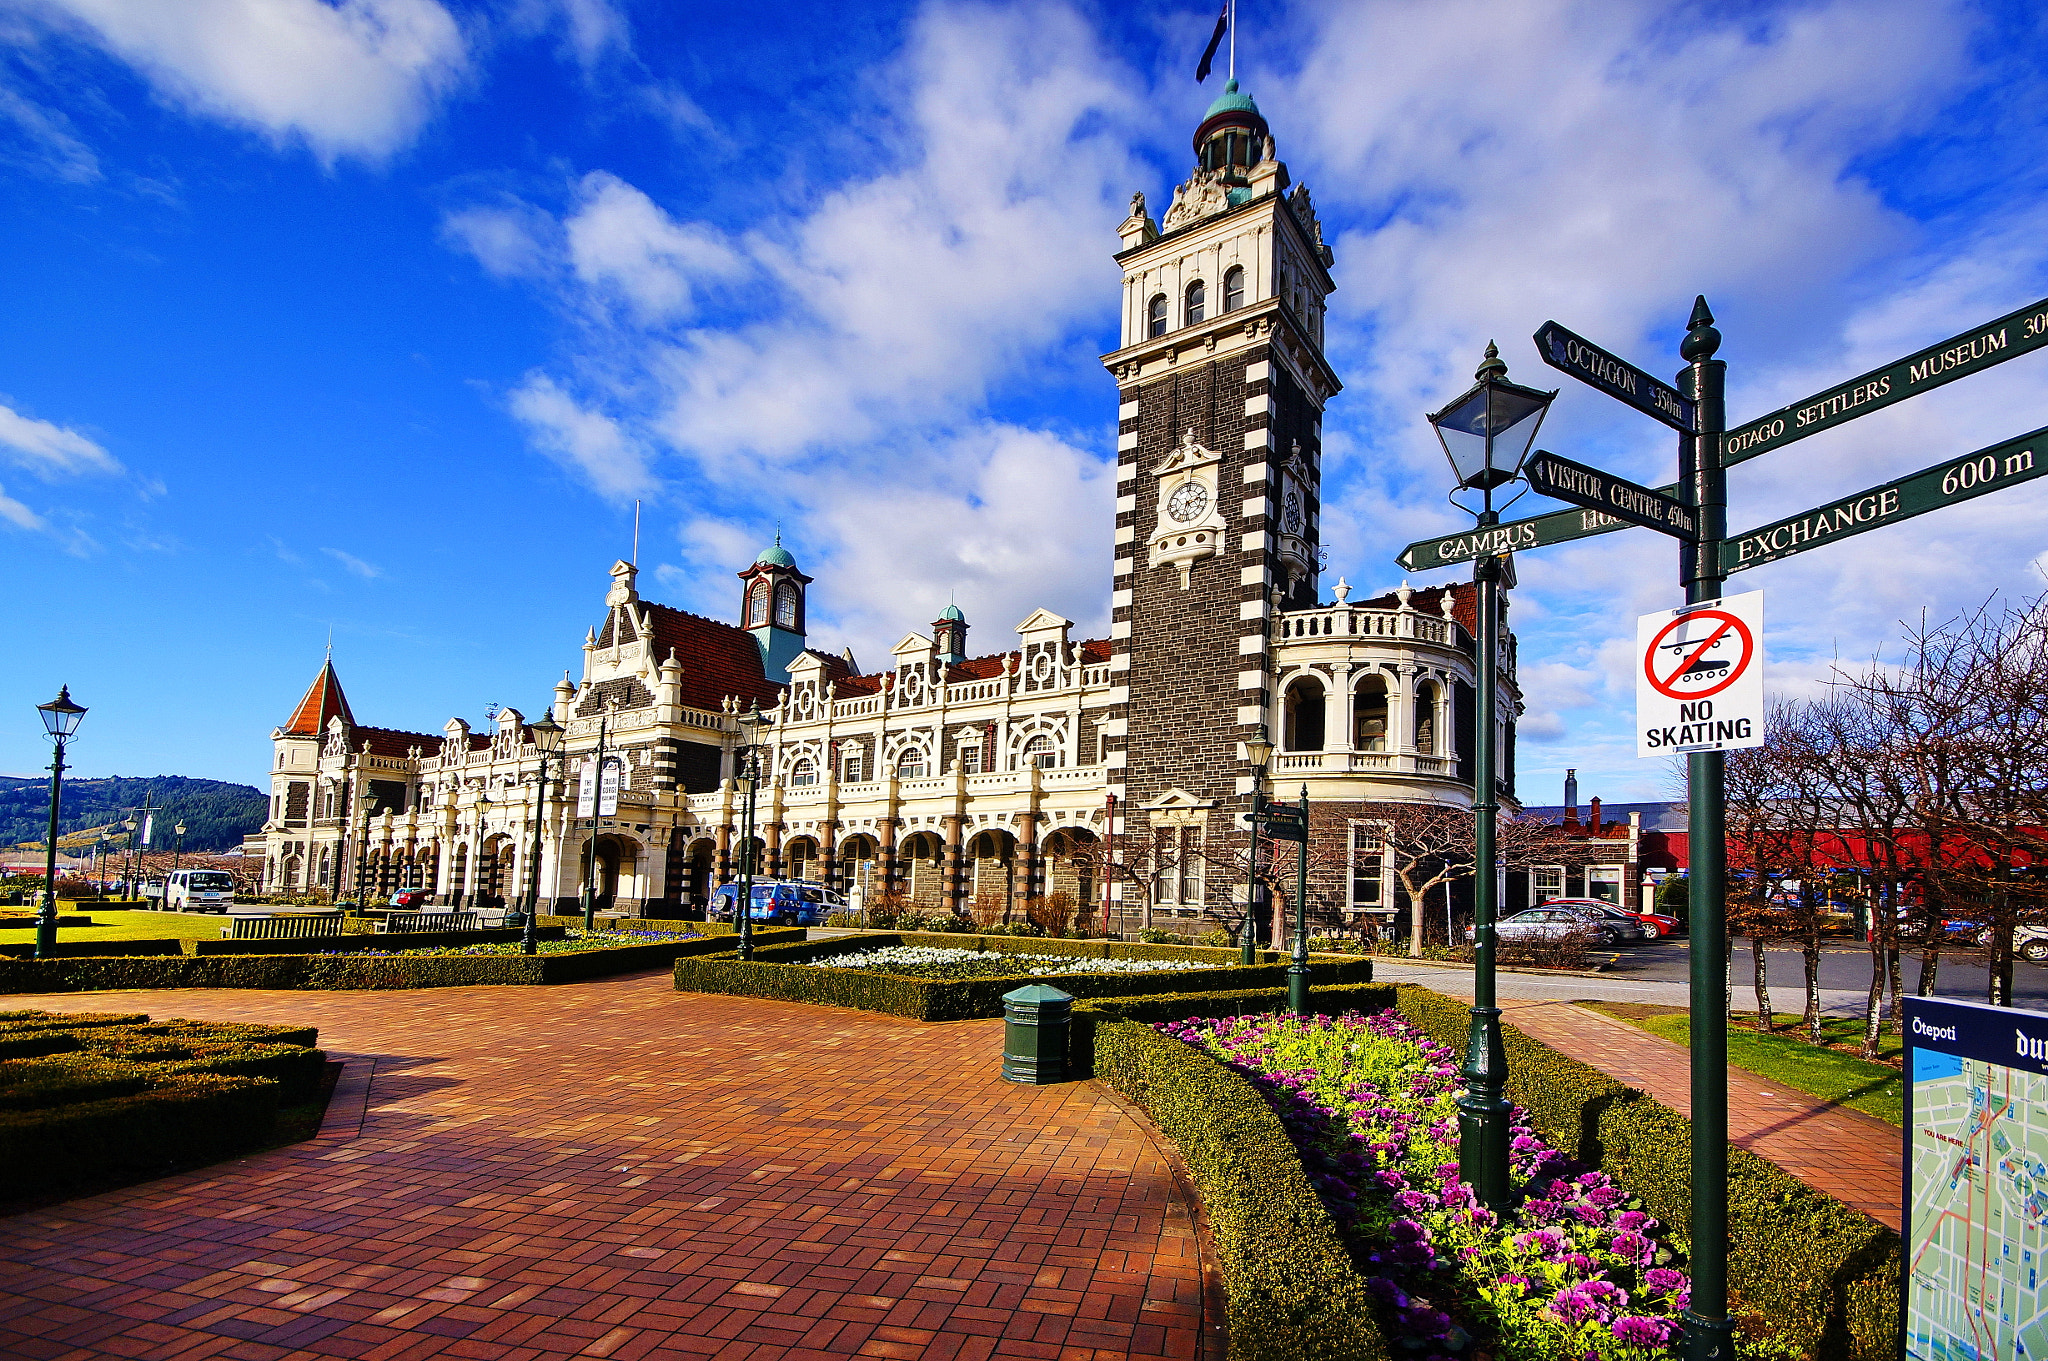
[1195, 3, 1228, 83]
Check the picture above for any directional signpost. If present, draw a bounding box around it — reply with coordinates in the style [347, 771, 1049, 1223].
[1393, 287, 2048, 1360]
[1249, 793, 1311, 1015]
[1525, 449, 1699, 540]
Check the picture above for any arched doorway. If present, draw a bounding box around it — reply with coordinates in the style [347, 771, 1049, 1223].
[785, 836, 820, 882]
[1285, 676, 1326, 750]
[839, 834, 879, 906]
[687, 838, 716, 914]
[900, 831, 946, 910]
[580, 834, 642, 911]
[965, 829, 1016, 923]
[1353, 673, 1390, 751]
[1042, 827, 1099, 915]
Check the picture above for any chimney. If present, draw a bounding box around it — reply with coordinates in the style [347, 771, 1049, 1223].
[1564, 768, 1578, 818]
[1589, 796, 1603, 834]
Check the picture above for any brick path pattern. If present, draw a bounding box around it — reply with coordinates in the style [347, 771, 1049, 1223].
[0, 974, 1207, 1361]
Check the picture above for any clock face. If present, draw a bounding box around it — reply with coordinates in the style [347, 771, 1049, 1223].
[1283, 489, 1304, 535]
[1166, 480, 1209, 524]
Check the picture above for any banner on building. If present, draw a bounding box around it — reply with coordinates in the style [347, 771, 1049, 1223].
[576, 758, 596, 818]
[599, 757, 621, 818]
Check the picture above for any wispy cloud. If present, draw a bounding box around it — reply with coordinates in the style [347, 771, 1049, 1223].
[0, 482, 44, 531]
[320, 546, 381, 579]
[0, 400, 120, 477]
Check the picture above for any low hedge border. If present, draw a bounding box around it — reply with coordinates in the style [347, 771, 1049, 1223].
[1092, 1015, 1388, 1361]
[1391, 985, 1899, 1361]
[189, 926, 569, 955]
[0, 940, 184, 959]
[0, 929, 803, 992]
[0, 1009, 327, 1201]
[670, 937, 1374, 1021]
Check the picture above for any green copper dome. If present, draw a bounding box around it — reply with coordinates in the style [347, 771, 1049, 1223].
[937, 603, 965, 622]
[755, 536, 795, 568]
[1204, 78, 1259, 120]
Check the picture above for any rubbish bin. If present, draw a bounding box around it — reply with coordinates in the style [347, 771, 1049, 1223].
[1001, 983, 1073, 1084]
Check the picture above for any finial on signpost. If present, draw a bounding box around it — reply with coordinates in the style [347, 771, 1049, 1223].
[1682, 295, 1721, 362]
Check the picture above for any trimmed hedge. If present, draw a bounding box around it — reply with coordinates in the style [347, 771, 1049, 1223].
[1092, 1015, 1388, 1361]
[189, 926, 568, 955]
[0, 928, 802, 992]
[0, 940, 184, 959]
[1391, 985, 1900, 1361]
[0, 1009, 327, 1201]
[670, 937, 1374, 1021]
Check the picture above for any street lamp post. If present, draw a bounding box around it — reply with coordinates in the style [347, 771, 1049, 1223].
[1241, 725, 1274, 967]
[523, 711, 565, 956]
[734, 702, 765, 961]
[34, 687, 86, 959]
[172, 822, 186, 879]
[1427, 341, 1555, 1211]
[120, 818, 136, 899]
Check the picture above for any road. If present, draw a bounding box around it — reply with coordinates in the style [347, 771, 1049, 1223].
[1372, 937, 2048, 1014]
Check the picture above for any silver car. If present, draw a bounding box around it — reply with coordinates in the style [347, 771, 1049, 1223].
[1471, 906, 1635, 947]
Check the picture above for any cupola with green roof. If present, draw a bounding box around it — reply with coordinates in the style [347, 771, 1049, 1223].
[736, 531, 812, 684]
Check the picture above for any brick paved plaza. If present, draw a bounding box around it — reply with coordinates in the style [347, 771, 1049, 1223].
[0, 973, 1210, 1361]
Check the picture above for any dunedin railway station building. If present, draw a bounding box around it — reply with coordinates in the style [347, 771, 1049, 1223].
[257, 81, 1522, 933]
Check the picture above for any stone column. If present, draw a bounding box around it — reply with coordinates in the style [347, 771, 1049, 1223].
[943, 815, 967, 918]
[715, 822, 733, 887]
[880, 818, 901, 898]
[764, 822, 784, 880]
[1325, 663, 1353, 755]
[820, 821, 840, 896]
[1015, 811, 1042, 920]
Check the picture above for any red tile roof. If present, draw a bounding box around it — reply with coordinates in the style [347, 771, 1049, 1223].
[1350, 583, 1477, 637]
[282, 661, 353, 736]
[643, 604, 781, 710]
[354, 726, 439, 759]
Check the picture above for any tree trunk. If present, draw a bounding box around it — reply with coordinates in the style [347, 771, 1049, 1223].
[1916, 945, 1940, 996]
[1886, 947, 1905, 1033]
[1803, 935, 1822, 1045]
[1752, 935, 1773, 1031]
[1409, 886, 1425, 958]
[1861, 943, 1886, 1059]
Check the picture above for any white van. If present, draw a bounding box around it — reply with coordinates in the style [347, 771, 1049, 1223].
[164, 870, 237, 912]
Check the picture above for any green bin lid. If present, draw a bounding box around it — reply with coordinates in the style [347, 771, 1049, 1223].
[1003, 983, 1075, 1006]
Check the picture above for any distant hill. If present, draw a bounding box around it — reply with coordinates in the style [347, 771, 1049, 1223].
[0, 775, 266, 854]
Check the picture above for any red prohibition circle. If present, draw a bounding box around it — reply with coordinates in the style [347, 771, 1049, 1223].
[1644, 610, 1754, 701]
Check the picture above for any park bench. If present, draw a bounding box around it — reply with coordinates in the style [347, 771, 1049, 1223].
[222, 913, 344, 940]
[379, 910, 481, 933]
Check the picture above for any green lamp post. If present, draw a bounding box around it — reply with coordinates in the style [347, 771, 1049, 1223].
[1426, 342, 1554, 1210]
[523, 710, 565, 955]
[33, 686, 86, 960]
[1240, 724, 1273, 967]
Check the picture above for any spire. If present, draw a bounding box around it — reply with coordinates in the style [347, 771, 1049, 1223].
[283, 659, 353, 737]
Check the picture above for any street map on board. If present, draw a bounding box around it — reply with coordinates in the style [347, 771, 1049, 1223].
[1911, 1050, 2048, 1359]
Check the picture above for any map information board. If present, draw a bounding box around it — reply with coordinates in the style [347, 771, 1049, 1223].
[1906, 996, 2048, 1359]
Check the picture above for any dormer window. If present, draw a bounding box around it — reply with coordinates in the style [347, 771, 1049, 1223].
[1147, 293, 1167, 338]
[1223, 266, 1244, 313]
[1184, 280, 1205, 326]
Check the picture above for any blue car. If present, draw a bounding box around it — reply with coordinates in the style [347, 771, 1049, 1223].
[708, 881, 845, 927]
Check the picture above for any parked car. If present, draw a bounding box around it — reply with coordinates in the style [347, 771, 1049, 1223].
[709, 881, 846, 927]
[1470, 907, 1633, 948]
[163, 870, 237, 912]
[1976, 924, 2048, 962]
[389, 889, 433, 910]
[1537, 898, 1653, 941]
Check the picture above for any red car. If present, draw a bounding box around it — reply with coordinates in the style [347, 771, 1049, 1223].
[1544, 897, 1678, 938]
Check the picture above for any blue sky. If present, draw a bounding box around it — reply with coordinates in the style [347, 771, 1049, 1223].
[2, 0, 2047, 806]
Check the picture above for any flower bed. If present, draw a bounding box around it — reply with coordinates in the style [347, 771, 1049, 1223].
[813, 944, 1208, 981]
[1162, 1010, 1695, 1360]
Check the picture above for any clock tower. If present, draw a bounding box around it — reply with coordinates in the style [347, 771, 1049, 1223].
[1100, 79, 1340, 859]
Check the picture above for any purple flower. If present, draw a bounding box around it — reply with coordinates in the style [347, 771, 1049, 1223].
[1611, 1315, 1675, 1346]
[1546, 1279, 1628, 1326]
[1393, 1189, 1439, 1213]
[1607, 1231, 1653, 1266]
[1614, 1210, 1653, 1234]
[1570, 1202, 1610, 1228]
[1643, 1267, 1687, 1296]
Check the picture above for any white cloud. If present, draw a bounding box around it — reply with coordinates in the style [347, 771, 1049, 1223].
[562, 171, 744, 326]
[21, 0, 469, 164]
[0, 400, 120, 477]
[440, 199, 554, 279]
[320, 546, 381, 578]
[508, 0, 628, 72]
[0, 482, 44, 531]
[507, 371, 651, 499]
[0, 82, 99, 182]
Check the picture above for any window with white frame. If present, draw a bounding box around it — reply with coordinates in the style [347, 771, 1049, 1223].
[1021, 734, 1060, 769]
[959, 738, 983, 774]
[788, 758, 817, 787]
[1155, 825, 1204, 912]
[1588, 865, 1624, 905]
[895, 748, 927, 779]
[1347, 823, 1388, 910]
[1532, 865, 1565, 906]
[840, 749, 865, 783]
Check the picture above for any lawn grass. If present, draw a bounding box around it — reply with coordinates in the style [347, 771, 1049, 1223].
[1582, 1001, 1904, 1125]
[0, 909, 249, 943]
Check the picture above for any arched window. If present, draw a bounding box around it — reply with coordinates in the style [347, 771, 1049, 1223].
[1184, 279, 1205, 326]
[895, 749, 927, 779]
[788, 758, 817, 787]
[774, 581, 799, 629]
[1223, 266, 1245, 313]
[1353, 675, 1389, 751]
[746, 579, 770, 628]
[1147, 293, 1168, 338]
[1285, 678, 1326, 751]
[1022, 734, 1060, 770]
[1415, 682, 1440, 754]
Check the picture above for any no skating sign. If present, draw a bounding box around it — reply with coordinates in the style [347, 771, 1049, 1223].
[1636, 589, 1764, 757]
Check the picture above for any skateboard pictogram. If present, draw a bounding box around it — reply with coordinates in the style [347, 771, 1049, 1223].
[1643, 609, 1754, 701]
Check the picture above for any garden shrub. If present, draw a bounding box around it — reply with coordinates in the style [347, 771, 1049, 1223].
[671, 939, 1372, 1021]
[1092, 1015, 1389, 1361]
[191, 926, 568, 955]
[0, 939, 184, 959]
[0, 1009, 327, 1201]
[1392, 985, 1899, 1360]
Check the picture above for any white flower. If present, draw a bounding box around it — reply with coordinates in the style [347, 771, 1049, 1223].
[811, 945, 1208, 976]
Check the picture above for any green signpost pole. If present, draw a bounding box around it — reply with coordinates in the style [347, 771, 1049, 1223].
[1288, 786, 1310, 1015]
[1678, 298, 1735, 1361]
